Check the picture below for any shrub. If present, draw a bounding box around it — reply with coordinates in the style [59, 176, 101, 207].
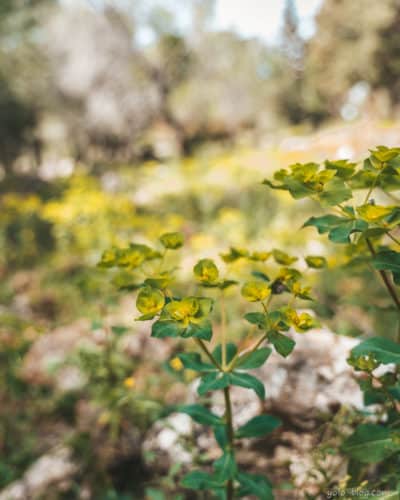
[264, 145, 400, 494]
[99, 231, 323, 498]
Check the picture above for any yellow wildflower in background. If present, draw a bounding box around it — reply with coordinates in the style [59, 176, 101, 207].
[124, 376, 136, 389]
[241, 281, 271, 302]
[170, 357, 184, 371]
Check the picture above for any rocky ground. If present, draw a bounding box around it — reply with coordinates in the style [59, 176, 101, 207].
[1, 319, 363, 499]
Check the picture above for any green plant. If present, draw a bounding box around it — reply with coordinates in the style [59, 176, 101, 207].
[264, 146, 400, 494]
[72, 321, 162, 438]
[99, 231, 322, 499]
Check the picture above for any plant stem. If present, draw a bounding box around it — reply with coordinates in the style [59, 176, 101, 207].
[387, 231, 400, 247]
[227, 300, 271, 371]
[158, 248, 167, 272]
[227, 332, 268, 372]
[224, 386, 234, 500]
[220, 293, 227, 369]
[195, 338, 222, 370]
[366, 238, 400, 341]
[363, 170, 381, 204]
[372, 375, 399, 412]
[366, 238, 400, 311]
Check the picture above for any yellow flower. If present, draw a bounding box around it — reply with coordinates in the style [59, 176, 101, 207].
[124, 376, 136, 389]
[165, 298, 199, 326]
[161, 297, 213, 332]
[170, 357, 184, 371]
[136, 286, 165, 316]
[284, 308, 315, 332]
[98, 248, 120, 268]
[193, 258, 219, 284]
[241, 281, 271, 302]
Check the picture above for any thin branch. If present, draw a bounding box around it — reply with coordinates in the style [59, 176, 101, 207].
[195, 338, 222, 371]
[220, 293, 227, 369]
[366, 238, 400, 324]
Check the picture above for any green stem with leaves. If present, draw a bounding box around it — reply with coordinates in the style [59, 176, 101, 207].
[220, 292, 227, 368]
[227, 298, 271, 371]
[224, 386, 234, 500]
[387, 232, 400, 247]
[366, 237, 400, 342]
[195, 338, 222, 370]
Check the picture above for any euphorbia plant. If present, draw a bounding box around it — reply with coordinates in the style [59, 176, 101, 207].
[98, 232, 320, 499]
[264, 146, 400, 493]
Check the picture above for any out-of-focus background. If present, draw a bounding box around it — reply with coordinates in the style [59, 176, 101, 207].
[1, 1, 400, 498]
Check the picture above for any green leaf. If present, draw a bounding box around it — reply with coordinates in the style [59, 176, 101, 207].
[262, 178, 286, 191]
[325, 159, 357, 179]
[303, 214, 347, 234]
[237, 472, 274, 500]
[266, 310, 290, 331]
[328, 220, 368, 243]
[182, 320, 212, 341]
[214, 425, 228, 449]
[220, 246, 249, 263]
[118, 244, 159, 268]
[249, 251, 271, 262]
[272, 249, 298, 265]
[244, 312, 267, 328]
[285, 177, 316, 199]
[144, 272, 173, 289]
[213, 343, 238, 365]
[357, 204, 394, 222]
[177, 404, 222, 426]
[111, 325, 129, 336]
[177, 352, 214, 372]
[151, 320, 182, 338]
[342, 424, 400, 463]
[362, 227, 388, 239]
[236, 414, 281, 438]
[236, 347, 272, 369]
[305, 256, 327, 269]
[181, 470, 222, 490]
[111, 271, 139, 290]
[351, 337, 400, 365]
[373, 251, 400, 281]
[218, 279, 239, 290]
[318, 177, 352, 206]
[229, 372, 265, 400]
[251, 271, 270, 282]
[386, 207, 400, 226]
[268, 330, 295, 357]
[213, 451, 237, 481]
[370, 145, 400, 163]
[198, 372, 230, 395]
[159, 232, 184, 249]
